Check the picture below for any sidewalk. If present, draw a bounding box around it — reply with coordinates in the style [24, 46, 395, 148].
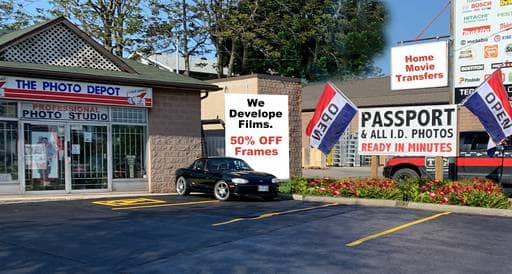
[0, 191, 173, 205]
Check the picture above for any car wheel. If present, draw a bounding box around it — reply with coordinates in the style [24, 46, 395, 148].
[214, 180, 231, 201]
[392, 168, 420, 181]
[176, 176, 190, 195]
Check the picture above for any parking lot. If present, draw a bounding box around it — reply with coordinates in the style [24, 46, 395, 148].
[1, 195, 512, 274]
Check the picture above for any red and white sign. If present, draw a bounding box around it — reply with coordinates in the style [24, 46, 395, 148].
[391, 41, 448, 90]
[224, 94, 289, 179]
[0, 76, 152, 107]
[358, 105, 458, 157]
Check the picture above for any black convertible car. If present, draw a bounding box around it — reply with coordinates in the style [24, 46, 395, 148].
[175, 157, 279, 201]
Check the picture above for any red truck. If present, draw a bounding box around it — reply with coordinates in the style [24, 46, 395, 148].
[383, 131, 512, 193]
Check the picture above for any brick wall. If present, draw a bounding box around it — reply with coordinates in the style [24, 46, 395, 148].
[258, 76, 303, 178]
[147, 88, 202, 193]
[458, 106, 484, 132]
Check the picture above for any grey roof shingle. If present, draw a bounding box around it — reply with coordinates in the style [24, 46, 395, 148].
[0, 18, 220, 91]
[302, 77, 450, 110]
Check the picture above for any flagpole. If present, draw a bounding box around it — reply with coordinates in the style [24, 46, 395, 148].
[499, 144, 505, 184]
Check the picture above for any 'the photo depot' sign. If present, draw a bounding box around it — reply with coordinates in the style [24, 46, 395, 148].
[0, 76, 152, 107]
[224, 94, 289, 179]
[358, 105, 458, 157]
[391, 41, 448, 90]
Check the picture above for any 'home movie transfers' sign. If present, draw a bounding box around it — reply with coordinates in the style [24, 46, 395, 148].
[224, 94, 289, 179]
[358, 105, 458, 157]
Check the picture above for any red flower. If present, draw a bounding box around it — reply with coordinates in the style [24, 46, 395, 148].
[429, 192, 437, 199]
[333, 190, 340, 196]
[319, 187, 326, 192]
[442, 197, 449, 203]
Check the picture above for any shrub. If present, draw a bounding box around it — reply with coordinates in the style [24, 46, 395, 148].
[280, 176, 511, 209]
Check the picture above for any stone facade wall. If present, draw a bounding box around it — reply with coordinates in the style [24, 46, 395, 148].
[258, 76, 303, 178]
[147, 88, 202, 193]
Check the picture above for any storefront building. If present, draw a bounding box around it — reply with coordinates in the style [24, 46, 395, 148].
[0, 17, 219, 194]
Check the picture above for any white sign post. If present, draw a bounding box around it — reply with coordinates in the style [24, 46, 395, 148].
[358, 105, 458, 157]
[224, 94, 289, 179]
[391, 41, 449, 90]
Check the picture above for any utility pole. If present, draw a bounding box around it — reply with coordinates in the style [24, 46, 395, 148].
[175, 35, 180, 75]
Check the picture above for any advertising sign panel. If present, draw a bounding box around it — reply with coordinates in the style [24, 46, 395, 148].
[0, 76, 152, 107]
[391, 41, 449, 90]
[21, 102, 110, 122]
[358, 105, 458, 157]
[224, 94, 290, 179]
[454, 0, 512, 103]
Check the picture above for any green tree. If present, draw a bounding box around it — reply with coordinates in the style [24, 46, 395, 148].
[148, 0, 210, 76]
[209, 0, 388, 80]
[48, 0, 145, 56]
[0, 0, 38, 31]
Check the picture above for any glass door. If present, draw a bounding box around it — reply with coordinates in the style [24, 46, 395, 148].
[24, 123, 66, 191]
[70, 125, 108, 190]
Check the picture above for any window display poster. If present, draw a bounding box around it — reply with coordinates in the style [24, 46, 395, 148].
[26, 131, 60, 179]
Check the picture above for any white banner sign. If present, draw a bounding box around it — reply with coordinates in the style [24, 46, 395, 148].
[0, 76, 152, 107]
[21, 102, 109, 122]
[391, 41, 448, 90]
[358, 105, 458, 156]
[224, 94, 289, 179]
[454, 0, 512, 103]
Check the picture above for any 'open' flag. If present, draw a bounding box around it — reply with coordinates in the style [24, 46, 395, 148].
[463, 68, 512, 144]
[306, 83, 357, 154]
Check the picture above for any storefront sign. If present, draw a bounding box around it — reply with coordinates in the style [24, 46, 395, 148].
[391, 41, 448, 90]
[358, 105, 458, 157]
[454, 0, 512, 103]
[224, 94, 290, 179]
[0, 76, 152, 107]
[21, 103, 110, 122]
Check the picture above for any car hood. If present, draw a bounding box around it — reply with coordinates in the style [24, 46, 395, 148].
[225, 170, 275, 180]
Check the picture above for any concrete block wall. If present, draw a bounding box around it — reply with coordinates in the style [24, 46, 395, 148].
[257, 75, 303, 178]
[458, 106, 484, 132]
[147, 88, 202, 193]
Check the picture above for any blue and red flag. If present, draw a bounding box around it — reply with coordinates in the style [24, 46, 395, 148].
[306, 82, 358, 154]
[463, 68, 512, 145]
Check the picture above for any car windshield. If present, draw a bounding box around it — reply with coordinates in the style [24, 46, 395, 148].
[207, 158, 252, 171]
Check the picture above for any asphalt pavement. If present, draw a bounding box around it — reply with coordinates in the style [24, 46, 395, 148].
[0, 195, 511, 274]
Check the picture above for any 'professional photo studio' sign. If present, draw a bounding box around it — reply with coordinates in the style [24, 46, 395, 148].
[358, 105, 458, 157]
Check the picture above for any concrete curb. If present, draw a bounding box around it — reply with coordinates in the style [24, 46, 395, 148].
[284, 194, 512, 218]
[0, 192, 176, 205]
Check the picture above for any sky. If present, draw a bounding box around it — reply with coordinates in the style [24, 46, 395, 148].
[374, 0, 451, 75]
[23, 0, 450, 77]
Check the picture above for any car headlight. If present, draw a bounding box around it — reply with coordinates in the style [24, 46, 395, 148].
[232, 178, 249, 184]
[271, 178, 279, 184]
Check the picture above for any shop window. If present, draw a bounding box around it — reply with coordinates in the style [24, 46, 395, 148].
[113, 125, 146, 179]
[0, 101, 17, 118]
[0, 121, 18, 181]
[111, 107, 146, 124]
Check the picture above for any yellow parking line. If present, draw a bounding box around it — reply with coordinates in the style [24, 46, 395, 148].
[112, 200, 219, 210]
[212, 203, 341, 226]
[346, 211, 451, 247]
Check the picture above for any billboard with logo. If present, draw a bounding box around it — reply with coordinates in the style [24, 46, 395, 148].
[391, 41, 448, 90]
[454, 0, 512, 103]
